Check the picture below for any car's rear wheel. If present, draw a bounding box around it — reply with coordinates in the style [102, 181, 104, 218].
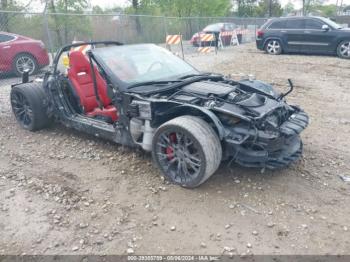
[152, 116, 222, 188]
[265, 39, 282, 55]
[13, 53, 38, 76]
[10, 83, 52, 131]
[337, 40, 350, 59]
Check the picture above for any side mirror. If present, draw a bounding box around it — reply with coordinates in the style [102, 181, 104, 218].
[322, 24, 330, 31]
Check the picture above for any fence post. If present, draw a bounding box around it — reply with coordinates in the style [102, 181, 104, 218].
[163, 16, 168, 37]
[163, 16, 169, 50]
[180, 33, 184, 60]
[254, 17, 257, 40]
[43, 3, 54, 62]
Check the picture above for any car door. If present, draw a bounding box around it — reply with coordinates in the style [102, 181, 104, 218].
[284, 19, 305, 52]
[302, 18, 336, 53]
[0, 33, 15, 72]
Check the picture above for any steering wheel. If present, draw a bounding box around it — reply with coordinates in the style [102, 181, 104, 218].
[147, 61, 165, 73]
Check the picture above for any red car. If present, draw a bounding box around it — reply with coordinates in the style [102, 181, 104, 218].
[0, 32, 50, 76]
[190, 23, 240, 47]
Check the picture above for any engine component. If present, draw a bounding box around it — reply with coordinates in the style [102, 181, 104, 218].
[172, 94, 200, 104]
[142, 120, 154, 151]
[204, 100, 217, 109]
[130, 118, 143, 142]
[130, 118, 155, 151]
[131, 100, 152, 120]
[181, 81, 234, 97]
[239, 80, 278, 99]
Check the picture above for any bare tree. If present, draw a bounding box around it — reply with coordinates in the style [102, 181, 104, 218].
[0, 0, 9, 31]
[48, 0, 63, 45]
[130, 0, 142, 34]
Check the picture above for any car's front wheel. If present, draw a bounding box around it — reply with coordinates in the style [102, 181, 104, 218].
[265, 39, 282, 55]
[13, 53, 38, 76]
[152, 116, 222, 188]
[10, 83, 52, 131]
[337, 40, 350, 59]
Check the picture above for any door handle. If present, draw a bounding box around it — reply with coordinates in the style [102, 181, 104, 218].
[281, 30, 287, 33]
[2, 45, 11, 49]
[304, 31, 311, 34]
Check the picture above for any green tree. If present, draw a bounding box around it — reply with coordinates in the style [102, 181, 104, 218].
[283, 1, 295, 15]
[91, 5, 104, 14]
[233, 0, 258, 17]
[0, 0, 32, 32]
[47, 0, 91, 46]
[316, 4, 337, 16]
[124, 0, 231, 40]
[255, 0, 283, 17]
[126, 0, 231, 17]
[303, 0, 325, 15]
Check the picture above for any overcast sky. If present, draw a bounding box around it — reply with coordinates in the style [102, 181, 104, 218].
[18, 0, 350, 12]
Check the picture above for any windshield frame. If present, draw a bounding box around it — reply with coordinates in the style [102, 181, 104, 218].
[91, 44, 200, 91]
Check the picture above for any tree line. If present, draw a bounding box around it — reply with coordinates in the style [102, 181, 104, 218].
[0, 0, 344, 48]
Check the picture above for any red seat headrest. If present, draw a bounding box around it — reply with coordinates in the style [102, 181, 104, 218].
[69, 51, 91, 73]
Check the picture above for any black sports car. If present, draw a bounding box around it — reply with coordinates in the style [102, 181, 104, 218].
[10, 41, 309, 188]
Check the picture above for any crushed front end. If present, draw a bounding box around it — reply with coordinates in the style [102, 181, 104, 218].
[222, 106, 308, 169]
[208, 79, 309, 169]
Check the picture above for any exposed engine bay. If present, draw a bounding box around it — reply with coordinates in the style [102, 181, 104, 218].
[127, 77, 308, 169]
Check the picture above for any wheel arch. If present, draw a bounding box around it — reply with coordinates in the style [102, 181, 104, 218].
[12, 52, 38, 73]
[335, 38, 350, 52]
[263, 37, 284, 51]
[153, 103, 225, 140]
[13, 51, 38, 63]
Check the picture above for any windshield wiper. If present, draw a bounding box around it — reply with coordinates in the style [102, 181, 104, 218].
[128, 80, 183, 89]
[179, 72, 223, 80]
[179, 73, 211, 79]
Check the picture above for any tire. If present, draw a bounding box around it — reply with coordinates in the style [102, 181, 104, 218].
[13, 53, 38, 77]
[265, 39, 282, 55]
[152, 115, 222, 188]
[10, 82, 52, 131]
[336, 40, 350, 59]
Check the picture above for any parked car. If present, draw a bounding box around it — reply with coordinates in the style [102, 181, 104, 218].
[190, 23, 240, 47]
[10, 41, 308, 188]
[256, 16, 350, 59]
[0, 32, 50, 76]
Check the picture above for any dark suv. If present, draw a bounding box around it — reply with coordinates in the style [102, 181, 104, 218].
[256, 16, 350, 59]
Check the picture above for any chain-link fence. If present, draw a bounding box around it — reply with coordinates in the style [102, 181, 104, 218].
[0, 11, 269, 46]
[1, 10, 350, 80]
[0, 10, 270, 78]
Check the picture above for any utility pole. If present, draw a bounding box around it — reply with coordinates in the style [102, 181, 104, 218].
[269, 0, 272, 17]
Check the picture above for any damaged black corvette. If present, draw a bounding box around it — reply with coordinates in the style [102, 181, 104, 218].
[10, 41, 308, 188]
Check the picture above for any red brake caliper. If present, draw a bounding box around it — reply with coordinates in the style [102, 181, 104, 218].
[166, 133, 177, 160]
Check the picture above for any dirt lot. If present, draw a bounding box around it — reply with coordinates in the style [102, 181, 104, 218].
[0, 43, 350, 256]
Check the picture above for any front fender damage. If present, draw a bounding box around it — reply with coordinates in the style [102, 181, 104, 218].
[222, 108, 309, 169]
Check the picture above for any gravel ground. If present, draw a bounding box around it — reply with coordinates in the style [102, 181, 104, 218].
[0, 43, 350, 255]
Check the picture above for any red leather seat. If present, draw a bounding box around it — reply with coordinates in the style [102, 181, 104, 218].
[68, 51, 118, 122]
